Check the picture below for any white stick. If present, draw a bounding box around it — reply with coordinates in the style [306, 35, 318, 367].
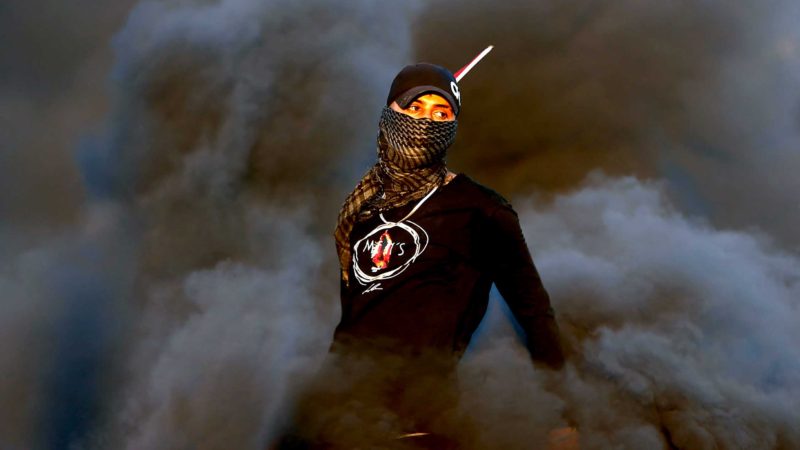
[454, 45, 494, 82]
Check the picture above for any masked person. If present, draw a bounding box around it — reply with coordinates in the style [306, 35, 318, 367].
[274, 62, 566, 450]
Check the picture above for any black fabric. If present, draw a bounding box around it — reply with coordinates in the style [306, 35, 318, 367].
[333, 173, 565, 370]
[386, 63, 460, 115]
[271, 173, 564, 449]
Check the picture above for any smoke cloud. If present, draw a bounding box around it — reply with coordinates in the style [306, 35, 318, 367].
[3, 0, 419, 448]
[415, 0, 800, 249]
[78, 1, 421, 448]
[459, 173, 800, 449]
[2, 0, 800, 449]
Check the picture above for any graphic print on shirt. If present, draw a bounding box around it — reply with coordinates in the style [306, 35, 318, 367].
[371, 230, 394, 269]
[352, 219, 429, 293]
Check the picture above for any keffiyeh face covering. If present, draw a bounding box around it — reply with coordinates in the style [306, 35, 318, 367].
[334, 106, 458, 286]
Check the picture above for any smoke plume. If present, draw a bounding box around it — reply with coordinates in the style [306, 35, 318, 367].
[415, 0, 800, 249]
[2, 0, 799, 449]
[460, 174, 800, 449]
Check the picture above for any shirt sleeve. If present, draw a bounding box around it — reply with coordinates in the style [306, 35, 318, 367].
[485, 202, 565, 370]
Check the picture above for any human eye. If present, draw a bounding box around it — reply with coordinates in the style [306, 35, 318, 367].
[433, 110, 451, 120]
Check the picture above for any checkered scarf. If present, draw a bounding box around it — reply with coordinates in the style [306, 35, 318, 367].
[335, 106, 458, 286]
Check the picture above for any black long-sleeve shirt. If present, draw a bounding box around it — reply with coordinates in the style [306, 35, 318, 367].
[332, 173, 564, 370]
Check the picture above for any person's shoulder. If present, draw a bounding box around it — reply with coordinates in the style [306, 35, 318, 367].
[451, 173, 513, 211]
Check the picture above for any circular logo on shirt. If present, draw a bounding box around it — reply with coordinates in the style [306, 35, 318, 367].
[352, 219, 429, 286]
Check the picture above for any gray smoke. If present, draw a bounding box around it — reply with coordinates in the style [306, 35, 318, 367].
[2, 0, 800, 449]
[459, 173, 800, 449]
[415, 0, 800, 250]
[78, 1, 421, 448]
[1, 1, 137, 448]
[2, 0, 419, 448]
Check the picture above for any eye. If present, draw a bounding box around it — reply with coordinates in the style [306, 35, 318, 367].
[407, 104, 421, 112]
[433, 110, 451, 120]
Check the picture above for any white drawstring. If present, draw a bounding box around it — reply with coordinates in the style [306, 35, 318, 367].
[379, 185, 439, 224]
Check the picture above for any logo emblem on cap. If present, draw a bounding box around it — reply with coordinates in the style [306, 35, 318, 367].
[450, 81, 461, 105]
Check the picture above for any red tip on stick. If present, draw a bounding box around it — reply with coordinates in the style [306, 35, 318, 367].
[454, 45, 494, 82]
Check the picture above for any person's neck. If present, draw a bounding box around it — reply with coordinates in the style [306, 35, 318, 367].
[444, 170, 458, 185]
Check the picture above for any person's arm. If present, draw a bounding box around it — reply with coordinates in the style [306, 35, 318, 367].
[485, 202, 565, 370]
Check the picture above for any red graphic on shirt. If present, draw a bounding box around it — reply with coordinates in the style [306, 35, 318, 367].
[370, 230, 394, 269]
